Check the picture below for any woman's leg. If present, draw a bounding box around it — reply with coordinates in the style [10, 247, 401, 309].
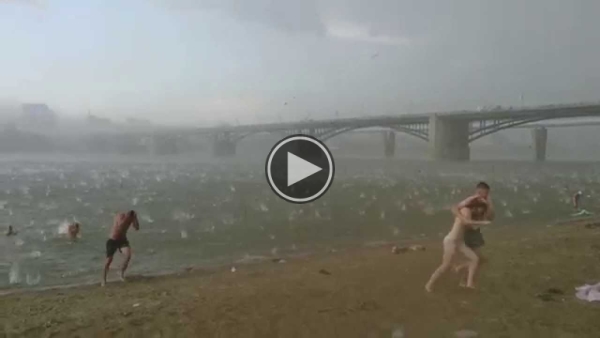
[425, 239, 457, 292]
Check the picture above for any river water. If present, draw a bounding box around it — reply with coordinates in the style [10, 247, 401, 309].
[0, 155, 597, 290]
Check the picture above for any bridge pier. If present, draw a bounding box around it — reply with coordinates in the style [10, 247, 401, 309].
[531, 127, 547, 162]
[212, 132, 236, 157]
[383, 131, 395, 158]
[429, 116, 470, 161]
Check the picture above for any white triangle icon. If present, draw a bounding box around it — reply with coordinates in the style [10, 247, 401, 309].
[287, 152, 322, 187]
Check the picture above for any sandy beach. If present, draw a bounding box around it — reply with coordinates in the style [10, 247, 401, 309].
[1, 222, 600, 337]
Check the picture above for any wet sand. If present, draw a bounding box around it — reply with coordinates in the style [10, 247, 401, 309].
[1, 223, 600, 337]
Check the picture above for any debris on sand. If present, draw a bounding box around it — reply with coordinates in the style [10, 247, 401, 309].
[584, 222, 600, 229]
[536, 288, 564, 302]
[391, 246, 408, 254]
[392, 245, 425, 254]
[318, 269, 331, 276]
[455, 329, 478, 338]
[547, 288, 564, 295]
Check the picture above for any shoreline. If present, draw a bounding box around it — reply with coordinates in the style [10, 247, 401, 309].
[2, 218, 592, 297]
[2, 222, 600, 337]
[2, 217, 596, 297]
[0, 236, 419, 297]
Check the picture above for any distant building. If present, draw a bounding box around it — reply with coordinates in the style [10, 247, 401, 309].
[20, 103, 58, 127]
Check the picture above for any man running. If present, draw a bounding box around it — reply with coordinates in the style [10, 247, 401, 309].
[425, 193, 490, 292]
[102, 210, 139, 286]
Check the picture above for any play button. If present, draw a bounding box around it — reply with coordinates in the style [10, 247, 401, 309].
[266, 135, 335, 204]
[287, 152, 322, 186]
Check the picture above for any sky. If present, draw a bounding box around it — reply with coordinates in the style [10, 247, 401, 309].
[1, 0, 599, 125]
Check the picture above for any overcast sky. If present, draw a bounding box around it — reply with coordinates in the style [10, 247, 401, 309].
[1, 0, 599, 125]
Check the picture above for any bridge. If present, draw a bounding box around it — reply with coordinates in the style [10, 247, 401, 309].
[145, 103, 600, 161]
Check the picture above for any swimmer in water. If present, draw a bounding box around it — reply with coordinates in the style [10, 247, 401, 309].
[6, 225, 17, 236]
[453, 182, 495, 287]
[67, 222, 80, 240]
[425, 190, 491, 293]
[102, 210, 140, 287]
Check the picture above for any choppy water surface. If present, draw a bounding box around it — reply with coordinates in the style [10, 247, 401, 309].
[0, 157, 597, 289]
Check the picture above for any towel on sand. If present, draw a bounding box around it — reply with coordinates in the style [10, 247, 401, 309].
[575, 282, 600, 302]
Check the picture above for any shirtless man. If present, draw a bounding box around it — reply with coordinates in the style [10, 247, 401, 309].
[67, 222, 80, 240]
[454, 182, 495, 285]
[102, 210, 139, 286]
[425, 194, 490, 292]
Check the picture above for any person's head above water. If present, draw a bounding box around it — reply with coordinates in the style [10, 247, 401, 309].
[475, 181, 490, 199]
[127, 210, 137, 220]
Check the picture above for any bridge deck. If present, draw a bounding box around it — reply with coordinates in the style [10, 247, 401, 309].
[137, 103, 600, 137]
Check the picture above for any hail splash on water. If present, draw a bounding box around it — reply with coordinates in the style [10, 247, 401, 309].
[9, 263, 20, 285]
[140, 214, 154, 223]
[221, 215, 235, 225]
[26, 272, 41, 286]
[39, 202, 59, 210]
[173, 211, 195, 222]
[288, 210, 298, 221]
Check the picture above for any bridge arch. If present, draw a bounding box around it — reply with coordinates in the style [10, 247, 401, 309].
[469, 116, 572, 142]
[227, 124, 429, 143]
[230, 131, 273, 143]
[319, 125, 428, 142]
